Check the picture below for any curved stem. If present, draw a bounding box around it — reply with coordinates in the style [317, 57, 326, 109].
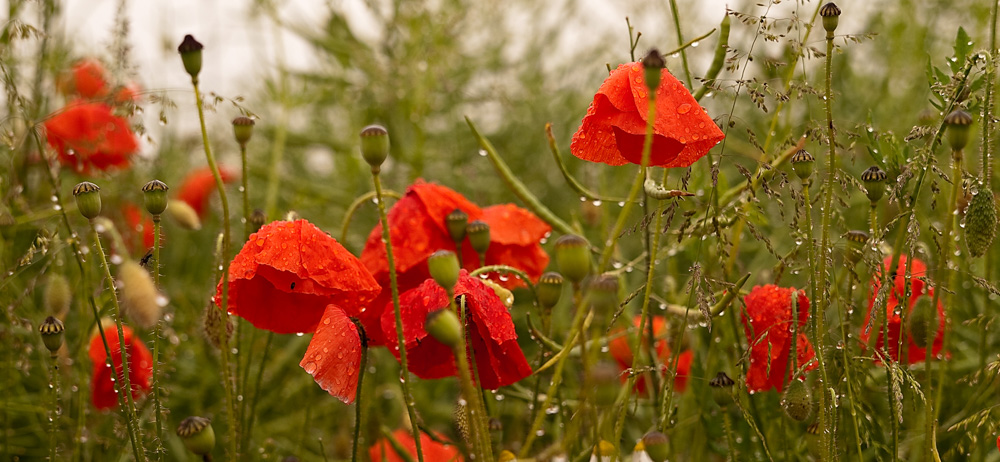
[545, 123, 623, 203]
[340, 190, 401, 243]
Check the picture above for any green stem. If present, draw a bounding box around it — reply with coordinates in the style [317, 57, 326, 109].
[803, 181, 817, 308]
[667, 0, 693, 89]
[693, 14, 731, 102]
[243, 331, 274, 454]
[340, 190, 402, 243]
[839, 280, 864, 458]
[371, 171, 424, 462]
[150, 216, 165, 461]
[456, 295, 492, 462]
[240, 143, 251, 241]
[48, 355, 59, 461]
[352, 343, 369, 462]
[545, 123, 623, 203]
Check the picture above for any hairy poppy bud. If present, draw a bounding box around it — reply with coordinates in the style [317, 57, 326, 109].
[642, 431, 669, 462]
[965, 186, 997, 257]
[819, 2, 841, 35]
[781, 379, 813, 421]
[44, 274, 72, 319]
[249, 208, 267, 234]
[554, 234, 590, 283]
[360, 124, 390, 172]
[642, 49, 666, 93]
[944, 109, 973, 152]
[466, 220, 491, 257]
[166, 199, 202, 231]
[232, 116, 255, 146]
[709, 371, 736, 407]
[119, 260, 163, 329]
[790, 149, 815, 180]
[72, 182, 101, 219]
[860, 166, 887, 203]
[141, 180, 169, 216]
[39, 316, 65, 355]
[908, 296, 937, 349]
[445, 208, 469, 245]
[425, 309, 463, 348]
[177, 416, 215, 455]
[844, 230, 869, 266]
[177, 35, 204, 80]
[536, 272, 564, 308]
[428, 250, 460, 292]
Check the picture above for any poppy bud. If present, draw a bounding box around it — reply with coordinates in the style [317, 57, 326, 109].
[844, 230, 869, 266]
[819, 2, 841, 35]
[860, 166, 887, 203]
[166, 199, 202, 230]
[593, 440, 616, 460]
[249, 208, 267, 234]
[177, 35, 204, 80]
[466, 220, 491, 257]
[790, 149, 815, 181]
[498, 450, 517, 462]
[641, 49, 666, 93]
[589, 273, 619, 315]
[177, 416, 216, 456]
[446, 208, 469, 245]
[642, 430, 669, 462]
[39, 316, 65, 355]
[536, 272, 564, 308]
[428, 250, 461, 292]
[141, 180, 169, 216]
[591, 360, 620, 407]
[709, 371, 736, 407]
[781, 379, 812, 421]
[119, 260, 163, 329]
[965, 186, 997, 257]
[908, 296, 937, 349]
[482, 279, 514, 308]
[360, 124, 390, 172]
[425, 309, 463, 348]
[554, 234, 590, 283]
[72, 182, 102, 219]
[232, 116, 255, 146]
[44, 274, 72, 319]
[944, 109, 973, 152]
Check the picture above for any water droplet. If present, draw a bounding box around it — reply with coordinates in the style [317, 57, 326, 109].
[677, 103, 692, 114]
[478, 149, 488, 157]
[303, 362, 316, 374]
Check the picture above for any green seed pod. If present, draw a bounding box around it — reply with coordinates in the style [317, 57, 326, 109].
[908, 296, 937, 349]
[554, 234, 591, 283]
[177, 35, 204, 80]
[781, 379, 813, 422]
[709, 371, 736, 408]
[535, 272, 564, 309]
[249, 208, 267, 234]
[72, 182, 102, 219]
[642, 49, 666, 93]
[360, 124, 390, 172]
[232, 116, 255, 146]
[591, 360, 621, 407]
[860, 166, 887, 203]
[819, 2, 841, 34]
[944, 109, 973, 152]
[177, 416, 216, 456]
[39, 316, 65, 355]
[844, 230, 869, 266]
[141, 180, 169, 216]
[965, 186, 997, 258]
[425, 309, 463, 348]
[790, 149, 815, 181]
[44, 274, 72, 318]
[428, 250, 461, 292]
[466, 220, 491, 257]
[588, 274, 619, 318]
[642, 431, 669, 462]
[446, 208, 469, 245]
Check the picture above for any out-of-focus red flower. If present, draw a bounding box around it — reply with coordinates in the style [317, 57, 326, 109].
[88, 324, 152, 410]
[176, 166, 237, 218]
[381, 271, 532, 389]
[57, 58, 109, 99]
[570, 62, 724, 168]
[43, 101, 139, 174]
[369, 429, 463, 462]
[742, 285, 816, 393]
[860, 256, 945, 364]
[122, 202, 155, 251]
[217, 219, 380, 334]
[608, 315, 692, 394]
[360, 181, 549, 345]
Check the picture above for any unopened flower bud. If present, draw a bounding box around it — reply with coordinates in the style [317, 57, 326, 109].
[428, 250, 460, 292]
[860, 166, 887, 203]
[944, 109, 973, 152]
[466, 220, 491, 257]
[819, 2, 841, 35]
[166, 200, 202, 231]
[232, 116, 255, 146]
[360, 124, 390, 172]
[177, 416, 215, 455]
[642, 431, 669, 462]
[39, 316, 65, 355]
[446, 209, 469, 245]
[790, 149, 815, 180]
[554, 234, 590, 283]
[709, 371, 736, 407]
[536, 272, 564, 308]
[425, 309, 463, 348]
[141, 180, 169, 216]
[844, 230, 869, 266]
[72, 182, 101, 219]
[44, 274, 72, 319]
[642, 49, 666, 93]
[781, 379, 813, 421]
[177, 35, 204, 80]
[119, 260, 163, 329]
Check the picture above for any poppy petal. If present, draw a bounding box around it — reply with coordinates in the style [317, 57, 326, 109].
[300, 305, 363, 404]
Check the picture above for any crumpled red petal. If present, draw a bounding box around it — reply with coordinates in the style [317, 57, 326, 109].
[300, 305, 363, 404]
[218, 219, 380, 334]
[176, 166, 238, 217]
[43, 101, 138, 174]
[742, 285, 816, 392]
[860, 256, 945, 364]
[88, 325, 153, 411]
[474, 204, 550, 289]
[369, 429, 463, 462]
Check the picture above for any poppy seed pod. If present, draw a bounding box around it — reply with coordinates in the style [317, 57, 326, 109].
[642, 48, 666, 93]
[908, 296, 937, 349]
[944, 109, 973, 152]
[589, 273, 620, 315]
[249, 208, 266, 234]
[232, 116, 255, 146]
[861, 166, 887, 203]
[554, 234, 591, 283]
[642, 431, 669, 462]
[445, 208, 469, 245]
[790, 149, 815, 180]
[428, 250, 461, 292]
[709, 371, 736, 407]
[360, 124, 390, 172]
[819, 2, 841, 35]
[72, 182, 102, 219]
[141, 180, 169, 216]
[177, 416, 215, 455]
[844, 230, 869, 266]
[177, 35, 204, 80]
[536, 272, 564, 308]
[39, 316, 65, 355]
[466, 220, 491, 256]
[425, 309, 463, 349]
[781, 379, 813, 421]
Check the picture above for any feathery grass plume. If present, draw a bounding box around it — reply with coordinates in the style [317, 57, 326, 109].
[165, 199, 202, 230]
[118, 260, 163, 329]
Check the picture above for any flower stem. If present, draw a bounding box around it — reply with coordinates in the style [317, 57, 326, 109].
[371, 171, 424, 462]
[240, 144, 251, 241]
[48, 355, 59, 462]
[150, 216, 165, 461]
[243, 331, 274, 454]
[455, 295, 492, 462]
[352, 343, 369, 462]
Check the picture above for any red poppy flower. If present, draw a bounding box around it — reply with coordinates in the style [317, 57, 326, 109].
[608, 315, 693, 394]
[122, 202, 155, 251]
[742, 285, 816, 393]
[43, 101, 139, 174]
[176, 166, 238, 217]
[381, 271, 532, 389]
[570, 63, 724, 167]
[57, 58, 110, 100]
[300, 304, 364, 403]
[88, 324, 153, 410]
[360, 180, 549, 345]
[860, 256, 945, 364]
[369, 429, 463, 462]
[217, 219, 380, 334]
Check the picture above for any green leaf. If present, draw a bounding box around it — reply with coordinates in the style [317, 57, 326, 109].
[951, 27, 973, 74]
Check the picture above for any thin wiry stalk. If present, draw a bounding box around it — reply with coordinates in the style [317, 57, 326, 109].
[150, 216, 165, 460]
[352, 343, 369, 462]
